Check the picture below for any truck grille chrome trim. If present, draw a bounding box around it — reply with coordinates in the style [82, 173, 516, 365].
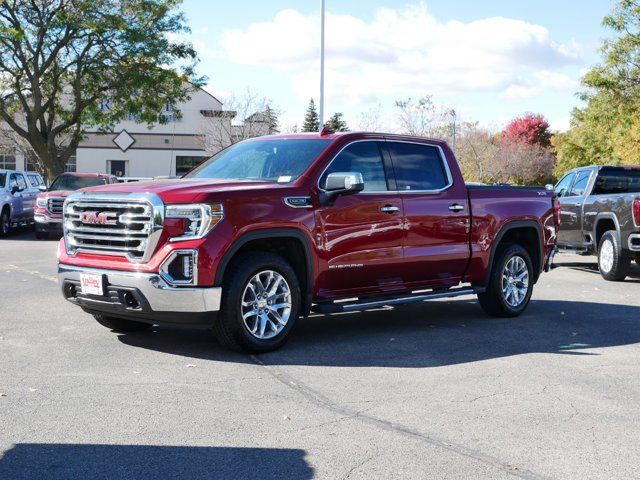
[63, 192, 164, 263]
[47, 197, 65, 215]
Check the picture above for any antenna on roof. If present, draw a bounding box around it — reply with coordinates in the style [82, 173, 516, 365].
[320, 124, 334, 136]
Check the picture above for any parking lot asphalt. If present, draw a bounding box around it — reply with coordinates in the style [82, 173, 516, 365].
[1, 229, 639, 479]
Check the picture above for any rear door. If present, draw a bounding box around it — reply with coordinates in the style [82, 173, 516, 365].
[315, 140, 405, 296]
[385, 141, 470, 288]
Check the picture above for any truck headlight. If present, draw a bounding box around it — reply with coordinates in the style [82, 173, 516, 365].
[165, 203, 224, 242]
[36, 198, 47, 208]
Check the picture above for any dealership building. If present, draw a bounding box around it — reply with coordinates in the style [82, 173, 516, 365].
[1, 86, 269, 180]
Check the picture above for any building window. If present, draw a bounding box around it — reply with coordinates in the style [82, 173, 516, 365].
[65, 155, 77, 172]
[176, 156, 208, 176]
[0, 153, 16, 170]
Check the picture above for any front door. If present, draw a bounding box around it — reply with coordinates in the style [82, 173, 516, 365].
[315, 141, 405, 297]
[385, 141, 470, 288]
[557, 170, 591, 245]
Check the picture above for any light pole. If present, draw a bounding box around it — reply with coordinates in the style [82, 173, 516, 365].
[319, 0, 325, 129]
[450, 109, 457, 152]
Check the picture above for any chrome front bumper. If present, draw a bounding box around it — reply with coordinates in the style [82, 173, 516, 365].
[58, 264, 221, 314]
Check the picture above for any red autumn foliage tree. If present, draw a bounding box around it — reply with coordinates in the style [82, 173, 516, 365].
[503, 113, 552, 148]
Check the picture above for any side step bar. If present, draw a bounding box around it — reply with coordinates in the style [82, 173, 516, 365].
[311, 287, 484, 314]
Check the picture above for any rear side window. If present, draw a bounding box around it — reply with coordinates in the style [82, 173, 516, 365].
[593, 170, 640, 194]
[27, 174, 42, 187]
[387, 142, 448, 191]
[569, 171, 591, 197]
[321, 141, 388, 192]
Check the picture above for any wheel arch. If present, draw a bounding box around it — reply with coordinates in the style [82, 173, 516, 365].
[482, 220, 543, 287]
[215, 228, 315, 316]
[593, 213, 620, 253]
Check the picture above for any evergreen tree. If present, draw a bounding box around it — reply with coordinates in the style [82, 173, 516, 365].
[302, 98, 320, 132]
[265, 105, 279, 134]
[326, 112, 349, 132]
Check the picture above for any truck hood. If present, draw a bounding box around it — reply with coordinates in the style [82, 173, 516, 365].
[78, 178, 292, 203]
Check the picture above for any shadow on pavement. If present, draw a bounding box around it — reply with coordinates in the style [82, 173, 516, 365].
[0, 444, 313, 480]
[117, 299, 640, 368]
[554, 259, 640, 280]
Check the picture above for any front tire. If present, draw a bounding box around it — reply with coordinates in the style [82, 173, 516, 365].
[598, 231, 629, 281]
[478, 243, 534, 317]
[213, 252, 301, 353]
[93, 314, 153, 333]
[0, 209, 10, 238]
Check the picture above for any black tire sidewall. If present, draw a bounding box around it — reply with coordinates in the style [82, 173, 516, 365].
[221, 253, 301, 352]
[1, 211, 9, 237]
[492, 244, 534, 316]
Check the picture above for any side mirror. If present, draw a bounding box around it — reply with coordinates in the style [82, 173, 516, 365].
[10, 185, 21, 195]
[38, 185, 47, 192]
[320, 172, 364, 206]
[545, 184, 554, 191]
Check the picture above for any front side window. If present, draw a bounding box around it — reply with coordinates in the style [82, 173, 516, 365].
[555, 173, 575, 198]
[388, 142, 448, 191]
[11, 173, 27, 190]
[186, 139, 331, 183]
[49, 175, 107, 191]
[320, 141, 388, 192]
[569, 171, 591, 197]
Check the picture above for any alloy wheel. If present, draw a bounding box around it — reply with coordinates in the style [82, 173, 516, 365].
[240, 270, 292, 339]
[501, 255, 529, 308]
[599, 238, 614, 273]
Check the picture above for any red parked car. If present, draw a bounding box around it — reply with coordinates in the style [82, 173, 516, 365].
[57, 131, 558, 352]
[35, 173, 118, 239]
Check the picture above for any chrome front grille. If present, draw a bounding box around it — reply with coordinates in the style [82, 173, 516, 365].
[63, 193, 163, 262]
[47, 197, 64, 215]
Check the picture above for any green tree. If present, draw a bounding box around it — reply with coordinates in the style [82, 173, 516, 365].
[325, 112, 348, 132]
[302, 98, 319, 132]
[554, 0, 640, 175]
[0, 0, 201, 178]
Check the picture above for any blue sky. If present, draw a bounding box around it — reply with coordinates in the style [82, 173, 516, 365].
[181, 0, 613, 132]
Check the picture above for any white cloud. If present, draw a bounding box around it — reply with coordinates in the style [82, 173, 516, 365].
[221, 3, 583, 105]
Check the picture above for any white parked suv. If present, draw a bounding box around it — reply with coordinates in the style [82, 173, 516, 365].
[0, 169, 45, 237]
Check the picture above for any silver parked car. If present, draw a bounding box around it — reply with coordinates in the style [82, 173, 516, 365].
[0, 169, 45, 237]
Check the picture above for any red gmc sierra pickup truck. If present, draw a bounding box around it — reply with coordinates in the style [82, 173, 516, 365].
[57, 131, 558, 352]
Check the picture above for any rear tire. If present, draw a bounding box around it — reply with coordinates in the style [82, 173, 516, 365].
[478, 243, 534, 317]
[597, 230, 629, 281]
[92, 314, 153, 333]
[213, 252, 301, 353]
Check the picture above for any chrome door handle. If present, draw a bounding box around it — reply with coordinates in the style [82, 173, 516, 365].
[380, 205, 400, 214]
[448, 204, 465, 212]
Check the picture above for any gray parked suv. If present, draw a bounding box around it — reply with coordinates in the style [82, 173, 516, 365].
[0, 169, 45, 237]
[555, 165, 640, 280]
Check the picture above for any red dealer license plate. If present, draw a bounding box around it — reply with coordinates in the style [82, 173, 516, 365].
[80, 273, 104, 296]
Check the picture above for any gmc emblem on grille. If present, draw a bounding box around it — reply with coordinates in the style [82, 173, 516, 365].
[80, 211, 118, 225]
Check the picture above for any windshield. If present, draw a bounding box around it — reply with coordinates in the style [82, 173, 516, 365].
[50, 175, 106, 191]
[185, 139, 332, 182]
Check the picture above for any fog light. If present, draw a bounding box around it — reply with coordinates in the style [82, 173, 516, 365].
[160, 250, 198, 286]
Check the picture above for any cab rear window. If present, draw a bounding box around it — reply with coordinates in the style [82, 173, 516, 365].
[593, 170, 640, 194]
